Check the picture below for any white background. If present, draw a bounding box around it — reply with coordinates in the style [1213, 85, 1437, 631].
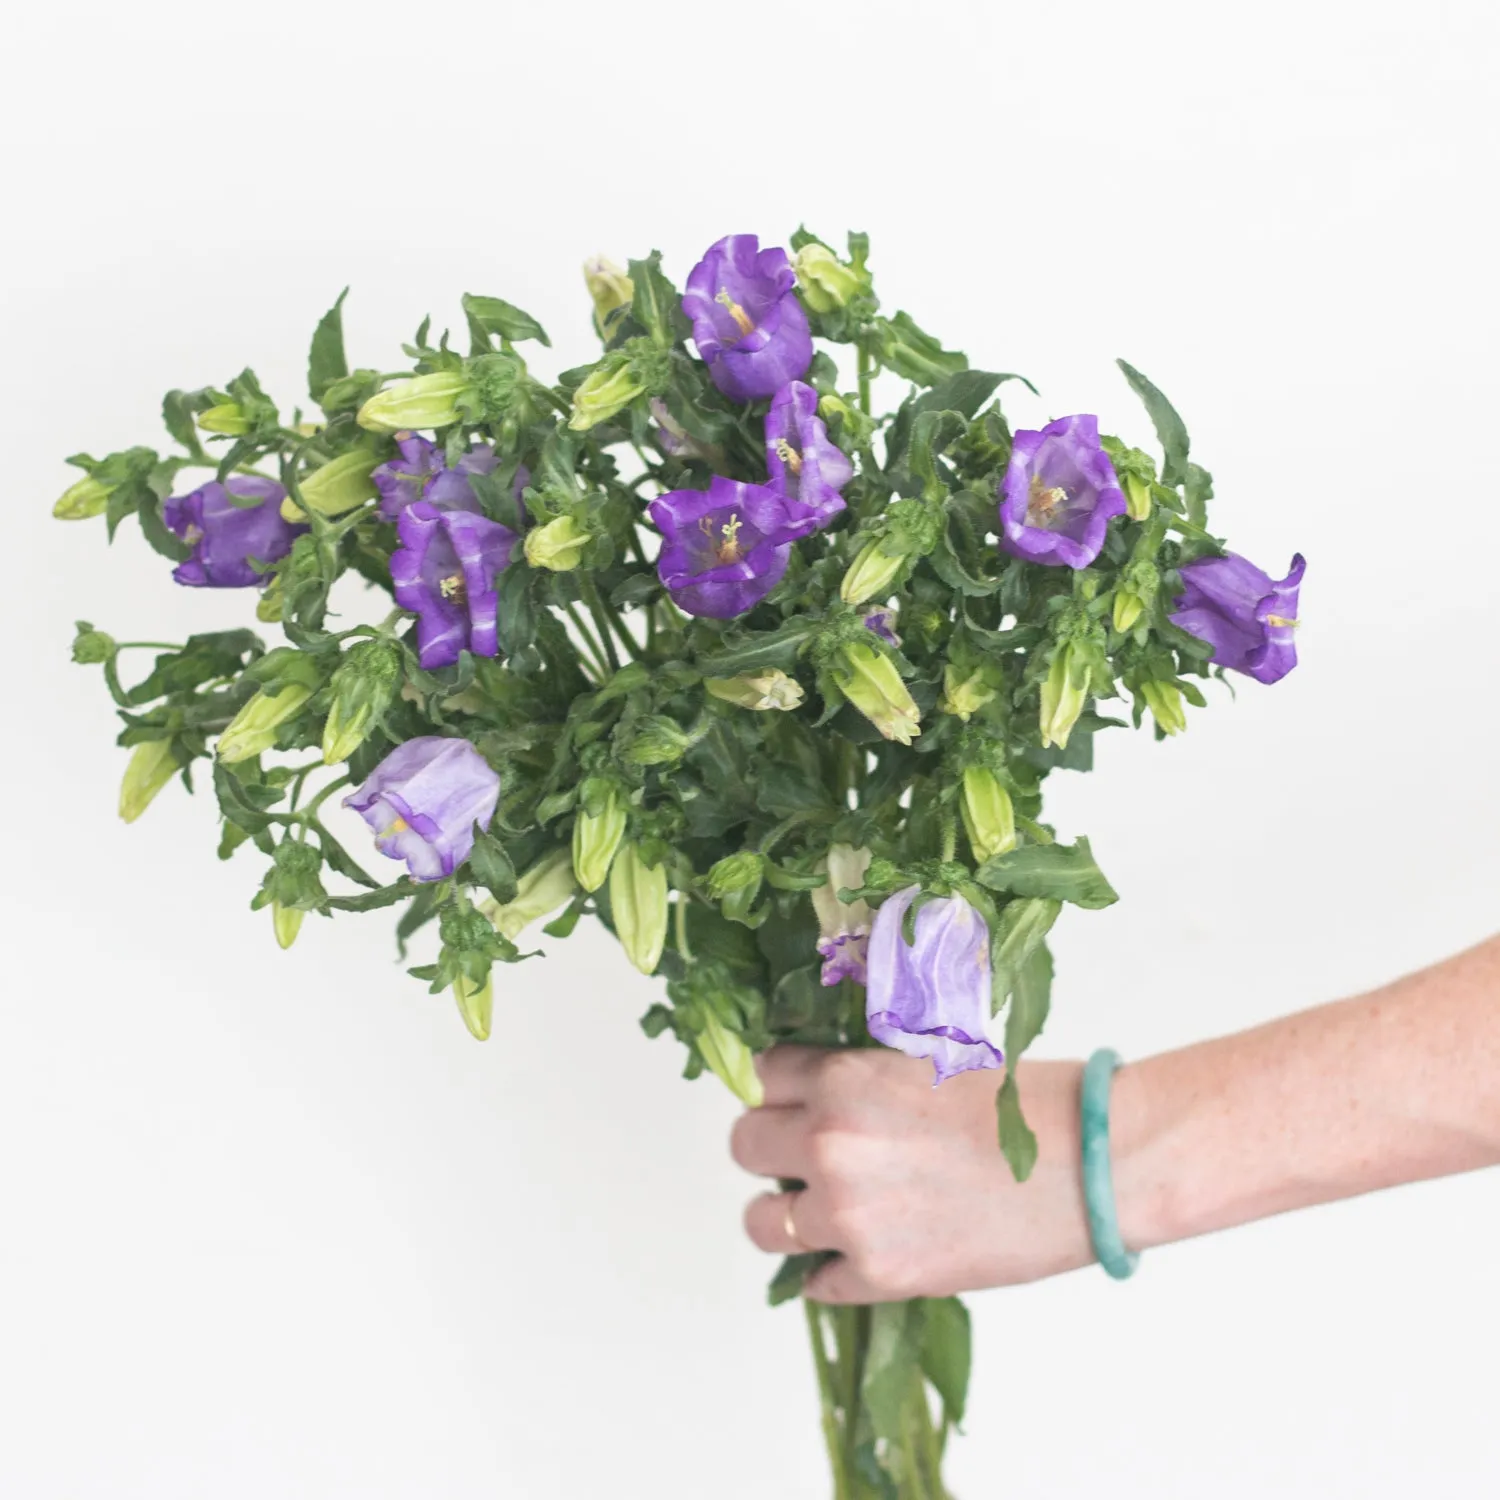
[2, 1, 1497, 1495]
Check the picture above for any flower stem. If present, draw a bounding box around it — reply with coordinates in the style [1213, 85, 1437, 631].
[579, 578, 621, 672]
[562, 601, 609, 679]
[114, 641, 184, 652]
[804, 1301, 849, 1500]
[857, 344, 873, 417]
[297, 773, 351, 822]
[673, 895, 693, 963]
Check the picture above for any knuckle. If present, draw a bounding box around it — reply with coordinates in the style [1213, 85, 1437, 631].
[817, 1048, 874, 1099]
[808, 1125, 861, 1182]
[728, 1113, 758, 1171]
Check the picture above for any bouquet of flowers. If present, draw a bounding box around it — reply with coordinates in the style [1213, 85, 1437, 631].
[56, 229, 1302, 1498]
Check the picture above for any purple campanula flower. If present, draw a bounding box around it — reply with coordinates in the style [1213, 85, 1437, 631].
[998, 414, 1127, 569]
[391, 501, 520, 670]
[163, 475, 303, 588]
[1171, 551, 1305, 684]
[765, 380, 851, 526]
[375, 435, 525, 520]
[683, 235, 813, 403]
[344, 736, 500, 883]
[866, 885, 1003, 1084]
[648, 475, 816, 619]
[811, 845, 873, 986]
[863, 606, 901, 647]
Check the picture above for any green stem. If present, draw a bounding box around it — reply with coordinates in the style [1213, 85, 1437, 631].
[114, 640, 183, 652]
[857, 344, 873, 417]
[805, 1301, 849, 1500]
[579, 579, 621, 672]
[562, 601, 609, 678]
[673, 895, 693, 962]
[297, 773, 351, 822]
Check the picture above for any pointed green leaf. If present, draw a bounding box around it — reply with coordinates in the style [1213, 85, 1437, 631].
[308, 288, 349, 402]
[1116, 359, 1190, 488]
[975, 838, 1118, 909]
[919, 1296, 972, 1427]
[461, 293, 551, 349]
[997, 1073, 1038, 1182]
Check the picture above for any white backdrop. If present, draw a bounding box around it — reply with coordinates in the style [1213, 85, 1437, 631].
[2, 1, 1497, 1495]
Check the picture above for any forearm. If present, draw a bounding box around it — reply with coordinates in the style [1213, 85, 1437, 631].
[1114, 935, 1500, 1252]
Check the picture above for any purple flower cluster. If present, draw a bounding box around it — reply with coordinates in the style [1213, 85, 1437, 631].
[164, 475, 304, 588]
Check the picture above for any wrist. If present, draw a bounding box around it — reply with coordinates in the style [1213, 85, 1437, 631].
[1107, 1052, 1193, 1253]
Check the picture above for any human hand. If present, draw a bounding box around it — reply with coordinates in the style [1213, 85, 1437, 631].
[730, 1046, 1099, 1303]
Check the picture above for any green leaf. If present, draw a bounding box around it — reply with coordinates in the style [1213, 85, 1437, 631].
[697, 619, 816, 675]
[316, 826, 379, 889]
[136, 494, 193, 562]
[467, 828, 518, 904]
[919, 1296, 972, 1427]
[1183, 460, 1214, 529]
[1004, 940, 1054, 1065]
[1116, 359, 1190, 488]
[990, 897, 1060, 1004]
[308, 288, 349, 402]
[996, 1073, 1038, 1182]
[975, 837, 1118, 909]
[396, 884, 441, 957]
[212, 761, 282, 834]
[161, 389, 208, 458]
[628, 251, 690, 348]
[496, 566, 537, 655]
[325, 878, 422, 913]
[766, 1250, 838, 1307]
[870, 311, 967, 385]
[861, 1300, 925, 1442]
[461, 293, 550, 349]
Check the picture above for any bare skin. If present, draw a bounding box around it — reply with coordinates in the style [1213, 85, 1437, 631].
[731, 934, 1500, 1304]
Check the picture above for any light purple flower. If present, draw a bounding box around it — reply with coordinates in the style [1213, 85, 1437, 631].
[374, 435, 525, 520]
[391, 501, 520, 670]
[811, 845, 873, 986]
[1171, 551, 1305, 684]
[866, 886, 1003, 1084]
[344, 736, 500, 883]
[998, 414, 1126, 569]
[648, 475, 818, 619]
[163, 475, 304, 588]
[765, 381, 851, 525]
[682, 235, 813, 403]
[863, 607, 901, 646]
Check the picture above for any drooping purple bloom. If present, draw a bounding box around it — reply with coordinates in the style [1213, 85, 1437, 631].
[811, 845, 873, 986]
[683, 235, 813, 403]
[1171, 551, 1305, 685]
[648, 475, 817, 619]
[163, 475, 304, 588]
[866, 886, 1003, 1084]
[863, 607, 901, 647]
[765, 380, 851, 526]
[391, 501, 520, 669]
[344, 736, 500, 883]
[998, 414, 1127, 569]
[374, 435, 525, 520]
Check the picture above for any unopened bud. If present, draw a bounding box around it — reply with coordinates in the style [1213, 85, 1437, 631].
[793, 242, 870, 315]
[54, 475, 112, 520]
[1124, 473, 1152, 523]
[118, 739, 179, 823]
[1113, 589, 1145, 634]
[1140, 680, 1187, 736]
[197, 402, 252, 435]
[960, 766, 1017, 861]
[695, 1013, 764, 1107]
[217, 683, 314, 763]
[71, 623, 116, 664]
[482, 848, 577, 941]
[572, 785, 627, 893]
[706, 851, 764, 901]
[705, 670, 804, 712]
[609, 842, 669, 975]
[322, 637, 403, 764]
[272, 902, 304, 950]
[283, 450, 380, 521]
[584, 255, 634, 340]
[567, 343, 668, 432]
[839, 539, 905, 606]
[1039, 646, 1086, 750]
[453, 972, 494, 1041]
[357, 371, 470, 433]
[836, 642, 921, 745]
[524, 513, 590, 572]
[939, 664, 994, 721]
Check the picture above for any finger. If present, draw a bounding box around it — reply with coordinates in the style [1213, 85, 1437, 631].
[755, 1045, 831, 1108]
[729, 1106, 813, 1180]
[743, 1189, 837, 1255]
[803, 1255, 876, 1305]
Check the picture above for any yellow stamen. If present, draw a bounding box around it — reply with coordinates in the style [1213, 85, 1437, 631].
[388, 816, 409, 834]
[1026, 475, 1069, 527]
[439, 573, 465, 600]
[1264, 614, 1300, 628]
[715, 288, 755, 339]
[701, 511, 746, 564]
[773, 437, 803, 475]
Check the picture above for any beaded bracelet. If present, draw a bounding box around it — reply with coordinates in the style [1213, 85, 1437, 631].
[1080, 1048, 1140, 1280]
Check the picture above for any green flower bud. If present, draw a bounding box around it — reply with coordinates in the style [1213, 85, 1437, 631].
[118, 739, 179, 824]
[272, 902, 304, 950]
[706, 851, 765, 901]
[1124, 473, 1153, 523]
[217, 683, 315, 763]
[482, 848, 577, 941]
[284, 450, 380, 520]
[322, 637, 403, 764]
[704, 670, 805, 711]
[839, 539, 905, 606]
[938, 664, 995, 721]
[568, 341, 671, 432]
[197, 402, 253, 435]
[71, 623, 116, 664]
[1140, 680, 1187, 736]
[523, 513, 590, 572]
[835, 642, 921, 745]
[251, 838, 328, 915]
[584, 255, 634, 339]
[356, 371, 470, 433]
[793, 242, 870, 315]
[960, 765, 1017, 861]
[453, 972, 494, 1041]
[1039, 646, 1086, 750]
[620, 714, 706, 767]
[256, 576, 284, 623]
[572, 785, 627, 893]
[54, 474, 112, 520]
[695, 1013, 764, 1108]
[609, 842, 669, 976]
[1112, 589, 1145, 634]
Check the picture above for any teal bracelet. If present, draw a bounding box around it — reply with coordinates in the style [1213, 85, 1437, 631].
[1080, 1048, 1140, 1281]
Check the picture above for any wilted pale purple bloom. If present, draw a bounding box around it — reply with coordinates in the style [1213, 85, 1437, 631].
[866, 886, 1003, 1084]
[998, 414, 1126, 569]
[375, 435, 523, 520]
[1171, 551, 1305, 684]
[649, 475, 817, 619]
[863, 607, 901, 647]
[682, 235, 813, 403]
[164, 475, 303, 588]
[344, 736, 500, 882]
[391, 501, 520, 669]
[765, 381, 851, 526]
[811, 845, 873, 986]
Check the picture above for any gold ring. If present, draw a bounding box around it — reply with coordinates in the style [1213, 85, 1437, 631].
[783, 1191, 805, 1250]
